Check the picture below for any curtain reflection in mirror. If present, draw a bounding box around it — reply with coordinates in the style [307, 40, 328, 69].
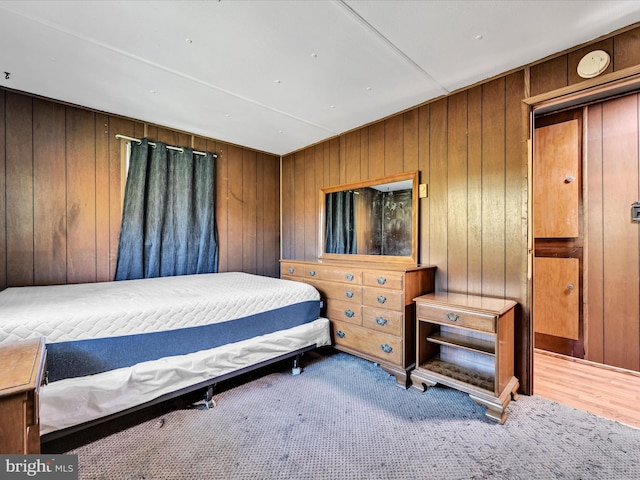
[324, 191, 357, 254]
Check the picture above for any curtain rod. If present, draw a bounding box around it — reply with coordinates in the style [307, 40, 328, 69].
[115, 134, 216, 158]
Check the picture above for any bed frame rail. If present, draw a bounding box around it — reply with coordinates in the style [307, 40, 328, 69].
[41, 344, 317, 446]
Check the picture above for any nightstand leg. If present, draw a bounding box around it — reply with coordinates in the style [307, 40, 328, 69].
[408, 372, 437, 392]
[468, 394, 507, 424]
[469, 378, 520, 425]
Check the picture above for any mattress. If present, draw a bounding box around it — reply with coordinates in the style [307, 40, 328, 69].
[0, 272, 321, 381]
[40, 317, 331, 435]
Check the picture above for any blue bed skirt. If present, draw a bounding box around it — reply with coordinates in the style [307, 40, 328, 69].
[46, 300, 320, 382]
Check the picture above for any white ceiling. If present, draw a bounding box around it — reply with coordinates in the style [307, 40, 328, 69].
[2, 1, 640, 156]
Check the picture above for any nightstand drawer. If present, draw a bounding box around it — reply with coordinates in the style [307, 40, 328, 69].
[416, 304, 497, 333]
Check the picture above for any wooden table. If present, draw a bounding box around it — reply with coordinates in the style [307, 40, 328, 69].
[0, 337, 47, 453]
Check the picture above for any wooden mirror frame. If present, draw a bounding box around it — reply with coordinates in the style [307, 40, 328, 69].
[318, 171, 419, 265]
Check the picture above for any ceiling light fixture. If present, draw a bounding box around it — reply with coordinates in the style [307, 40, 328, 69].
[475, 34, 484, 40]
[577, 50, 610, 78]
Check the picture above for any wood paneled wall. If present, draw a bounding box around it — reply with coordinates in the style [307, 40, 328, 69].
[281, 24, 640, 393]
[530, 26, 640, 96]
[282, 73, 529, 387]
[0, 88, 280, 291]
[283, 74, 527, 299]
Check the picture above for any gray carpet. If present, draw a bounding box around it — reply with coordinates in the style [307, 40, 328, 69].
[63, 348, 640, 480]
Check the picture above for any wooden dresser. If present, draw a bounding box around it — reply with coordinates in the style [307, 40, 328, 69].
[281, 260, 435, 387]
[0, 337, 47, 453]
[411, 293, 519, 423]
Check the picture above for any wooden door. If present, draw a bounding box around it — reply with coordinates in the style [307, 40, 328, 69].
[533, 120, 580, 238]
[585, 94, 640, 372]
[533, 112, 583, 358]
[533, 257, 580, 339]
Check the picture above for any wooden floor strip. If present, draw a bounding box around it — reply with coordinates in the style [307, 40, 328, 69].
[534, 349, 640, 430]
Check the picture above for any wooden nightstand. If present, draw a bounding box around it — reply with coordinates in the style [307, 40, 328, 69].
[411, 293, 519, 424]
[0, 337, 47, 453]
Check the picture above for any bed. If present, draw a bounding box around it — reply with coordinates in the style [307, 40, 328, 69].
[0, 272, 331, 440]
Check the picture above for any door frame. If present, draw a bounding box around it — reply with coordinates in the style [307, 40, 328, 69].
[523, 65, 640, 393]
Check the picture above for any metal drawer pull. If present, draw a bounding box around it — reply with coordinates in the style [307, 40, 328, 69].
[346, 273, 354, 281]
[377, 277, 387, 285]
[346, 291, 354, 298]
[376, 316, 388, 326]
[377, 295, 387, 304]
[446, 312, 460, 322]
[380, 344, 393, 354]
[344, 309, 355, 318]
[566, 284, 574, 291]
[309, 270, 316, 276]
[336, 330, 346, 339]
[565, 175, 575, 183]
[288, 267, 294, 274]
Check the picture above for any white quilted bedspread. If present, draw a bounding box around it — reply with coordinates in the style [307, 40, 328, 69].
[0, 272, 319, 344]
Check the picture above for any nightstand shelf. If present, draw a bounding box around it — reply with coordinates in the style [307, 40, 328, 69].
[427, 332, 495, 356]
[418, 357, 495, 392]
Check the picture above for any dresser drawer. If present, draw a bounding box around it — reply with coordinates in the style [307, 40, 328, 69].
[305, 265, 362, 284]
[416, 303, 497, 333]
[332, 321, 402, 365]
[363, 306, 403, 336]
[327, 300, 362, 325]
[281, 263, 305, 278]
[363, 287, 404, 311]
[363, 270, 404, 290]
[305, 279, 362, 303]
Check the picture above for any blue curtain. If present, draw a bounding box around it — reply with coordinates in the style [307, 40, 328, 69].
[324, 190, 357, 254]
[115, 139, 218, 280]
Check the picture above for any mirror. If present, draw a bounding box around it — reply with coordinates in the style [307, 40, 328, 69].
[319, 171, 419, 265]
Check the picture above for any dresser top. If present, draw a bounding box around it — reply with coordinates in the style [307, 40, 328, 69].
[0, 337, 46, 396]
[414, 292, 517, 315]
[281, 259, 436, 272]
